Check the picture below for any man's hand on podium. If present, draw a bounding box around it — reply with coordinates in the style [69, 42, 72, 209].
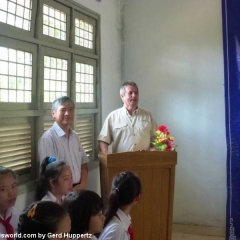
[99, 141, 111, 155]
[150, 147, 157, 151]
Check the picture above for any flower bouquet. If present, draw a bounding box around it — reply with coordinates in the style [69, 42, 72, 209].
[152, 125, 177, 151]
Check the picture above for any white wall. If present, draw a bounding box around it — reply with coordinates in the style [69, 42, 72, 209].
[121, 0, 226, 227]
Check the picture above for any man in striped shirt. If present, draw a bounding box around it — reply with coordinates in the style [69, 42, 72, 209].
[38, 96, 89, 190]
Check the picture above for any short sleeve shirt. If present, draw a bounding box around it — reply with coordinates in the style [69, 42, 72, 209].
[38, 122, 89, 183]
[98, 107, 157, 153]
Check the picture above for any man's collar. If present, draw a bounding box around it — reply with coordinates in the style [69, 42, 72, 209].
[53, 122, 72, 137]
[122, 106, 138, 115]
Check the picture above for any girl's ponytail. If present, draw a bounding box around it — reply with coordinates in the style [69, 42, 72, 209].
[35, 157, 66, 200]
[104, 172, 141, 226]
[104, 189, 119, 226]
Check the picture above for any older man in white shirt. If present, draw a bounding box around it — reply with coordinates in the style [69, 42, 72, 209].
[98, 81, 157, 154]
[39, 96, 89, 190]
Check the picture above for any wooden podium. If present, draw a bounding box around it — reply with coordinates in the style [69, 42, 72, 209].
[98, 151, 177, 240]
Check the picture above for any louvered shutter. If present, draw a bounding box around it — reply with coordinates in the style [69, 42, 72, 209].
[44, 119, 54, 131]
[75, 116, 93, 157]
[0, 119, 32, 173]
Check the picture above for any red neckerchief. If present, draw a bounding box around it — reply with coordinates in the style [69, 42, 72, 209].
[115, 213, 134, 240]
[0, 214, 14, 240]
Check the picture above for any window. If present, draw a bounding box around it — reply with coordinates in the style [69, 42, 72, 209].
[43, 4, 67, 40]
[0, 0, 32, 31]
[42, 48, 70, 104]
[0, 0, 100, 184]
[74, 11, 96, 54]
[0, 46, 32, 103]
[75, 18, 93, 49]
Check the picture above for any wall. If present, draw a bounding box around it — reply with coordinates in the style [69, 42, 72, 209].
[75, 0, 123, 119]
[121, 0, 226, 227]
[16, 0, 122, 211]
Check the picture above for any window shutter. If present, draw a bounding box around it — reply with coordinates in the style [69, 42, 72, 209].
[75, 116, 93, 157]
[44, 119, 54, 131]
[0, 122, 32, 172]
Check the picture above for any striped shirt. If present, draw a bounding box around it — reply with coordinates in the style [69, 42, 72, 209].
[38, 122, 89, 184]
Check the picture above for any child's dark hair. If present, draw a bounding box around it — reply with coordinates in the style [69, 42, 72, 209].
[17, 201, 68, 240]
[0, 166, 17, 179]
[36, 157, 66, 200]
[104, 171, 141, 226]
[63, 190, 103, 234]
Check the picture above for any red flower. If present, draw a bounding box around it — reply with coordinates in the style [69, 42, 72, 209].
[158, 125, 169, 132]
[166, 140, 173, 151]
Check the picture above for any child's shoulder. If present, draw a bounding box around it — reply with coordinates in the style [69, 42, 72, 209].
[99, 218, 126, 240]
[7, 206, 20, 217]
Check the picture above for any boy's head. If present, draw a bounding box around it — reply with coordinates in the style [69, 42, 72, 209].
[0, 166, 18, 212]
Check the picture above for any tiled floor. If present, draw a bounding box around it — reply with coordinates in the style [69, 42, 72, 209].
[172, 232, 225, 240]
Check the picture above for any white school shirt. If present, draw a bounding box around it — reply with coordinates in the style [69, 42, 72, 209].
[41, 191, 64, 204]
[38, 122, 89, 184]
[98, 209, 131, 240]
[0, 206, 20, 239]
[98, 107, 157, 153]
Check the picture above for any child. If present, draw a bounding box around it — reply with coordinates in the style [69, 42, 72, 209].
[0, 166, 20, 239]
[17, 201, 71, 240]
[36, 156, 73, 204]
[99, 171, 141, 240]
[63, 190, 105, 240]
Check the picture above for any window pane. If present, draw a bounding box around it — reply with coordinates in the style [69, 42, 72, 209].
[0, 46, 32, 102]
[23, 19, 30, 30]
[8, 2, 16, 14]
[0, 47, 8, 61]
[0, 0, 8, 12]
[44, 56, 67, 102]
[7, 13, 15, 26]
[43, 4, 67, 41]
[0, 10, 7, 23]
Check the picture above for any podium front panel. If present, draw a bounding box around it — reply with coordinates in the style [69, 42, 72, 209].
[98, 151, 177, 240]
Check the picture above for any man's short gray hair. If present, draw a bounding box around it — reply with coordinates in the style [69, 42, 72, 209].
[120, 81, 139, 96]
[52, 96, 75, 112]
